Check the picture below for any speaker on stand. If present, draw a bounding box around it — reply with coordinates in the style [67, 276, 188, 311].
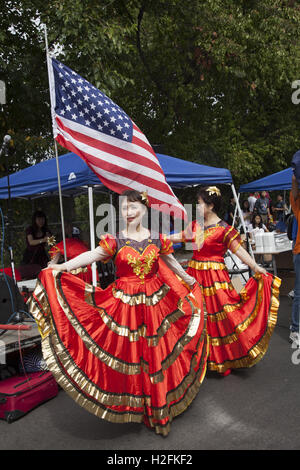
[0, 273, 28, 324]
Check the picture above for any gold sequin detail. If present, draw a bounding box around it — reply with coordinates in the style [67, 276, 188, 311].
[127, 249, 157, 280]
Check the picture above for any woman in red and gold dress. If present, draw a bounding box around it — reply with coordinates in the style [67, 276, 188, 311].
[170, 186, 281, 377]
[29, 190, 208, 436]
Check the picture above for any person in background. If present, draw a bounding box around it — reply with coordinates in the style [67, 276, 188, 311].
[48, 221, 95, 284]
[248, 214, 272, 267]
[272, 194, 288, 233]
[21, 210, 52, 273]
[254, 190, 270, 226]
[226, 196, 236, 226]
[248, 191, 259, 214]
[289, 173, 300, 346]
[248, 214, 269, 238]
[240, 199, 252, 230]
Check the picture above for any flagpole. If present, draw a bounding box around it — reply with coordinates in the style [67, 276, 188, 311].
[88, 186, 97, 286]
[43, 24, 67, 262]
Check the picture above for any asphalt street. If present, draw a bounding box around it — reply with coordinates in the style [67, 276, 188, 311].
[0, 295, 299, 451]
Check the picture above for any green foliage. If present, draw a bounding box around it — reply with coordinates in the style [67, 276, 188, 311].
[0, 1, 300, 268]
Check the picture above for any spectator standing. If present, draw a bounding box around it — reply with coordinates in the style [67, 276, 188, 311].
[226, 196, 236, 226]
[254, 190, 270, 226]
[248, 192, 259, 214]
[272, 194, 288, 233]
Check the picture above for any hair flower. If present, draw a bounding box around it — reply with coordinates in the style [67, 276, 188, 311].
[206, 186, 221, 197]
[141, 191, 149, 207]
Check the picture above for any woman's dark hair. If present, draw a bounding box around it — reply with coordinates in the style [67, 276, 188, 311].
[120, 189, 148, 207]
[242, 199, 250, 211]
[31, 210, 48, 237]
[196, 187, 221, 214]
[251, 213, 263, 228]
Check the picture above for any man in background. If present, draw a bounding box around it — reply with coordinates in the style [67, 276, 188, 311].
[248, 191, 259, 214]
[254, 190, 270, 226]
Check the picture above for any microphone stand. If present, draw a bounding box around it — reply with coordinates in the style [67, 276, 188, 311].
[0, 137, 31, 323]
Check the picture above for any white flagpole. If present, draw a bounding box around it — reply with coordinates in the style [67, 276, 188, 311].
[43, 24, 67, 262]
[88, 186, 97, 286]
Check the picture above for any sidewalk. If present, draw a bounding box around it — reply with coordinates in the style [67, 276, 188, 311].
[0, 296, 298, 450]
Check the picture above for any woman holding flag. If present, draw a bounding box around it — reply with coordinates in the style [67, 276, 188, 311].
[29, 189, 208, 436]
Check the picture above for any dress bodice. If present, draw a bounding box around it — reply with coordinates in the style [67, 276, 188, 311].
[99, 232, 173, 281]
[185, 220, 242, 262]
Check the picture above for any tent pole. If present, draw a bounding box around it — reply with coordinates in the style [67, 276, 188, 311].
[231, 184, 254, 259]
[54, 141, 67, 262]
[232, 192, 240, 226]
[88, 186, 97, 286]
[109, 191, 115, 235]
[44, 24, 67, 262]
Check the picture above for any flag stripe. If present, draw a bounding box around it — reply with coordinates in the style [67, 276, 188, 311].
[49, 57, 186, 219]
[56, 133, 183, 208]
[56, 116, 161, 169]
[55, 117, 167, 182]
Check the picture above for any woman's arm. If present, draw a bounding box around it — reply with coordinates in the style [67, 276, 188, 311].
[27, 234, 48, 246]
[234, 245, 267, 275]
[48, 246, 109, 272]
[48, 253, 61, 265]
[169, 232, 185, 244]
[160, 254, 196, 286]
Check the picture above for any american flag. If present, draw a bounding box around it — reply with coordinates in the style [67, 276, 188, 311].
[47, 56, 186, 219]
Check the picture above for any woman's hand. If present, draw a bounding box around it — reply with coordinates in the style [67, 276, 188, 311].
[44, 263, 66, 272]
[253, 263, 267, 275]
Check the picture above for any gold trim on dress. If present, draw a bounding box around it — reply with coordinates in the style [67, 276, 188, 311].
[223, 225, 235, 244]
[30, 272, 209, 436]
[54, 272, 203, 379]
[85, 283, 184, 347]
[207, 301, 244, 322]
[208, 275, 281, 372]
[208, 275, 264, 346]
[200, 281, 234, 297]
[111, 284, 170, 306]
[188, 260, 227, 271]
[127, 249, 157, 280]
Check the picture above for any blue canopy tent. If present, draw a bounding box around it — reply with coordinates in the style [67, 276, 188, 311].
[0, 152, 237, 284]
[239, 168, 292, 193]
[0, 151, 233, 199]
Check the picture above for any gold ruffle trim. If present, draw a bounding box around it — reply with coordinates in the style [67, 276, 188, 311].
[207, 300, 244, 323]
[201, 281, 234, 297]
[84, 283, 183, 346]
[32, 271, 203, 381]
[39, 309, 208, 436]
[208, 275, 281, 372]
[111, 284, 170, 306]
[188, 260, 227, 271]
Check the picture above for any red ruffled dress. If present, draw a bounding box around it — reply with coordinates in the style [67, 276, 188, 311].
[49, 238, 95, 284]
[29, 233, 208, 436]
[181, 220, 281, 374]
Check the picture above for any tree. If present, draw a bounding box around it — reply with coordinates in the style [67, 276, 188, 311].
[1, 0, 300, 185]
[37, 0, 300, 187]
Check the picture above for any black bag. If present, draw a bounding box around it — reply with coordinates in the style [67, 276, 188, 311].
[287, 214, 295, 241]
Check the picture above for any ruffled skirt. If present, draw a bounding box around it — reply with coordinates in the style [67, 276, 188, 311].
[29, 268, 208, 436]
[187, 259, 281, 374]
